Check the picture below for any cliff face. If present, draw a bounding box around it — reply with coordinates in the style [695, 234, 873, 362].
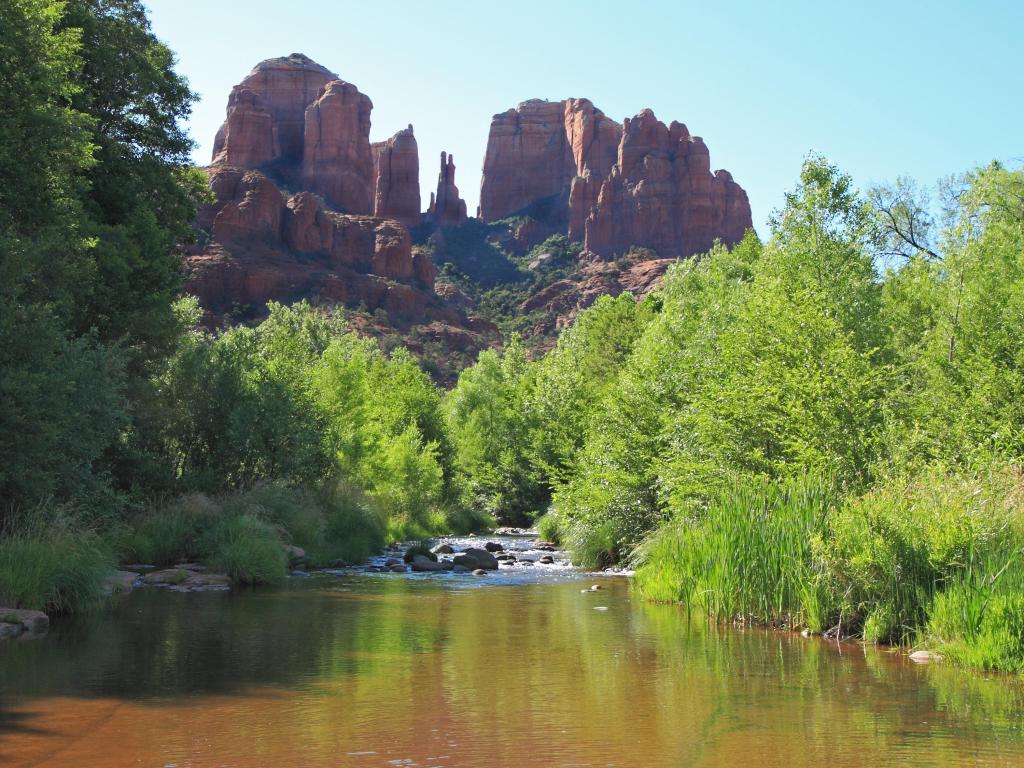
[427, 152, 468, 226]
[189, 54, 492, 376]
[212, 54, 336, 170]
[189, 52, 755, 378]
[372, 126, 421, 226]
[479, 98, 751, 258]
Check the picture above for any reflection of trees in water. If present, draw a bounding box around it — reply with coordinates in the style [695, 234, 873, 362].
[0, 577, 1022, 763]
[0, 577, 450, 700]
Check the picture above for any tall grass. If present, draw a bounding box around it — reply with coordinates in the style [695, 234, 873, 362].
[0, 527, 114, 613]
[633, 474, 834, 630]
[925, 544, 1024, 671]
[632, 465, 1024, 672]
[536, 512, 564, 545]
[201, 513, 288, 585]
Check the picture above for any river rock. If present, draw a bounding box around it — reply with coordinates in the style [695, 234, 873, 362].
[453, 565, 472, 573]
[283, 545, 306, 562]
[538, 555, 555, 565]
[472, 569, 487, 576]
[389, 564, 408, 573]
[411, 555, 445, 572]
[143, 569, 231, 590]
[104, 570, 140, 595]
[0, 622, 22, 640]
[384, 558, 402, 567]
[909, 650, 943, 664]
[0, 608, 49, 637]
[431, 543, 454, 555]
[484, 542, 504, 553]
[453, 548, 499, 570]
[143, 569, 192, 586]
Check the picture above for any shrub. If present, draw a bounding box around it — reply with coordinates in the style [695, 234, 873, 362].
[0, 527, 114, 613]
[318, 483, 387, 564]
[816, 468, 1022, 643]
[116, 493, 219, 566]
[536, 512, 563, 545]
[223, 483, 325, 553]
[201, 514, 287, 586]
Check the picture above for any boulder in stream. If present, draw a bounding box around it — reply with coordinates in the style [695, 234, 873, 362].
[453, 548, 499, 570]
[411, 555, 445, 572]
[0, 608, 49, 639]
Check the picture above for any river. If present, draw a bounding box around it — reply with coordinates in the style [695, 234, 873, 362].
[2, 533, 1023, 767]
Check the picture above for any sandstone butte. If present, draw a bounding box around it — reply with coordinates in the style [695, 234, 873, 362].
[187, 53, 752, 366]
[478, 98, 752, 259]
[190, 53, 463, 326]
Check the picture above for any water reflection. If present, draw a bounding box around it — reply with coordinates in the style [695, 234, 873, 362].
[1, 575, 1022, 767]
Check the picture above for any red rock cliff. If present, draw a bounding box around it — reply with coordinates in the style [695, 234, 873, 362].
[372, 125, 421, 226]
[428, 152, 467, 226]
[301, 79, 375, 213]
[480, 99, 751, 258]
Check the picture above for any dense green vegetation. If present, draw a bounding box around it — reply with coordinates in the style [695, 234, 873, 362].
[445, 157, 1024, 671]
[0, 1, 481, 609]
[3, 0, 1023, 676]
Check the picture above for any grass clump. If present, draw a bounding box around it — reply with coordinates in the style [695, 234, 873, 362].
[817, 467, 1023, 644]
[535, 512, 563, 545]
[116, 493, 219, 566]
[633, 474, 834, 630]
[0, 526, 114, 613]
[201, 514, 288, 586]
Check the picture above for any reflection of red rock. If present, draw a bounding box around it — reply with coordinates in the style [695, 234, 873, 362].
[372, 126, 421, 226]
[427, 152, 467, 226]
[480, 98, 751, 259]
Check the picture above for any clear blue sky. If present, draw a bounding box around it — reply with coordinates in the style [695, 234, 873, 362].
[145, 0, 1022, 233]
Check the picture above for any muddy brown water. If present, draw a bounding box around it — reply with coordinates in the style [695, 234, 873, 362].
[2, 535, 1024, 767]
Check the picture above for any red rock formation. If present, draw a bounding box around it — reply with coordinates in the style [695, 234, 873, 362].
[412, 248, 436, 289]
[427, 152, 467, 226]
[301, 80, 375, 213]
[582, 111, 750, 257]
[212, 55, 413, 220]
[480, 99, 751, 258]
[372, 125, 421, 225]
[199, 167, 284, 245]
[190, 167, 435, 314]
[213, 54, 337, 168]
[478, 99, 621, 224]
[211, 89, 279, 168]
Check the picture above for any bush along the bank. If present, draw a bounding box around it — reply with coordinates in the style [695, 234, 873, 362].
[114, 483, 390, 584]
[632, 468, 1024, 671]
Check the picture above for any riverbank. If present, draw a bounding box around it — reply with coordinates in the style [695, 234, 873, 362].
[626, 469, 1024, 674]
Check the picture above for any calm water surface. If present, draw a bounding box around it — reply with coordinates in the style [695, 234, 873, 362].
[2, 543, 1024, 767]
